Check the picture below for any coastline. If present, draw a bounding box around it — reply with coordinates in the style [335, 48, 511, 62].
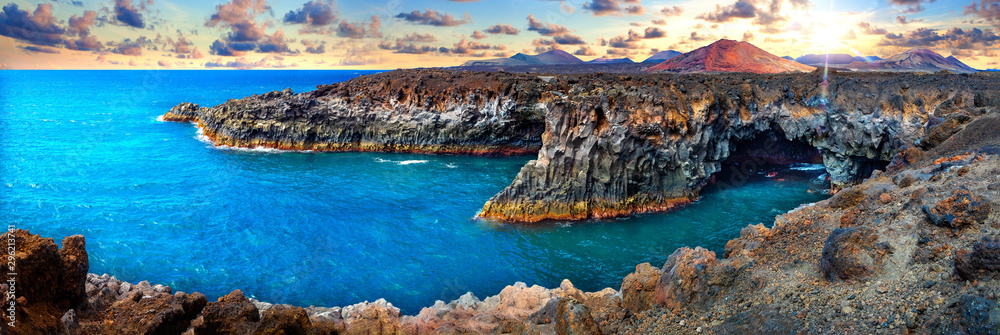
[6, 113, 1000, 334]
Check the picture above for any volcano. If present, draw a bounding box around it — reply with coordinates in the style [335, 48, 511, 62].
[646, 39, 815, 74]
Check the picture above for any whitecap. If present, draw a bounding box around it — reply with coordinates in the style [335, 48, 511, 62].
[374, 158, 428, 165]
[445, 163, 458, 168]
[789, 163, 826, 171]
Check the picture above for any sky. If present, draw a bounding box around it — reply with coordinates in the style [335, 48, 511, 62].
[0, 0, 996, 69]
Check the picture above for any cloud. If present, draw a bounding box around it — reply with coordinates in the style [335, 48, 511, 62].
[553, 33, 585, 44]
[574, 46, 596, 56]
[283, 0, 337, 27]
[395, 9, 471, 26]
[964, 0, 1000, 29]
[207, 0, 269, 27]
[888, 0, 932, 13]
[65, 35, 103, 50]
[339, 43, 383, 65]
[158, 60, 172, 67]
[20, 45, 61, 54]
[689, 31, 713, 41]
[0, 3, 65, 46]
[302, 39, 326, 53]
[111, 36, 150, 55]
[896, 15, 923, 24]
[191, 47, 205, 59]
[485, 23, 519, 35]
[877, 26, 1000, 49]
[336, 16, 382, 39]
[114, 0, 145, 28]
[742, 31, 755, 41]
[205, 55, 295, 69]
[209, 39, 245, 56]
[526, 14, 569, 36]
[206, 0, 294, 55]
[583, 0, 646, 16]
[471, 30, 487, 40]
[257, 28, 291, 53]
[68, 10, 97, 36]
[172, 35, 193, 54]
[697, 0, 756, 23]
[643, 26, 666, 38]
[450, 38, 504, 54]
[651, 19, 666, 25]
[399, 32, 437, 42]
[561, 1, 576, 13]
[857, 21, 888, 35]
[660, 6, 683, 16]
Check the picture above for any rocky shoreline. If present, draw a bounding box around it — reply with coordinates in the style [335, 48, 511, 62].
[8, 93, 1000, 334]
[164, 69, 1000, 223]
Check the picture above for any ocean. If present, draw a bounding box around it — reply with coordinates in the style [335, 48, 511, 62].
[0, 70, 830, 313]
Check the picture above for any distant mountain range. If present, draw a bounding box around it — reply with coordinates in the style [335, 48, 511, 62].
[461, 49, 584, 67]
[842, 49, 977, 73]
[587, 58, 634, 64]
[457, 39, 978, 74]
[646, 39, 815, 74]
[642, 50, 682, 63]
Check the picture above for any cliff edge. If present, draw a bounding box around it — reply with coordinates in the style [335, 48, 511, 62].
[164, 70, 1000, 223]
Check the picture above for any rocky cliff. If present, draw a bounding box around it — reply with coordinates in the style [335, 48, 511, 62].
[480, 71, 1000, 222]
[162, 70, 548, 156]
[165, 70, 1000, 223]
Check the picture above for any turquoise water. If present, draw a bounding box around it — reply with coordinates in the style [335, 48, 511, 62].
[0, 70, 829, 313]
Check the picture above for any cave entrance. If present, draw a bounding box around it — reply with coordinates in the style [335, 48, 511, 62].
[706, 129, 825, 192]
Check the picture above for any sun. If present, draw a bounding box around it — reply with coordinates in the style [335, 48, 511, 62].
[810, 12, 849, 51]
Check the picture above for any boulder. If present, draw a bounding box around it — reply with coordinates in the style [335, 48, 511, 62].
[341, 299, 402, 335]
[655, 247, 719, 311]
[955, 236, 1000, 280]
[923, 189, 991, 228]
[195, 290, 261, 334]
[103, 290, 207, 335]
[555, 299, 602, 335]
[253, 305, 312, 335]
[820, 227, 892, 281]
[620, 263, 660, 313]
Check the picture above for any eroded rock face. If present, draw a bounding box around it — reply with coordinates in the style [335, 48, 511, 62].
[163, 70, 548, 156]
[0, 229, 89, 335]
[480, 71, 1000, 222]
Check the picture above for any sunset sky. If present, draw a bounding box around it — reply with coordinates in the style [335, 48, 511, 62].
[0, 0, 996, 69]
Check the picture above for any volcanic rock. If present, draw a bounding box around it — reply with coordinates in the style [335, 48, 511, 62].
[820, 227, 891, 281]
[955, 236, 1000, 280]
[0, 229, 89, 334]
[654, 247, 719, 311]
[923, 189, 991, 228]
[620, 263, 660, 314]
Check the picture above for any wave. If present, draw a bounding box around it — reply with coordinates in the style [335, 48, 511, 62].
[789, 163, 826, 171]
[374, 158, 428, 165]
[445, 163, 458, 168]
